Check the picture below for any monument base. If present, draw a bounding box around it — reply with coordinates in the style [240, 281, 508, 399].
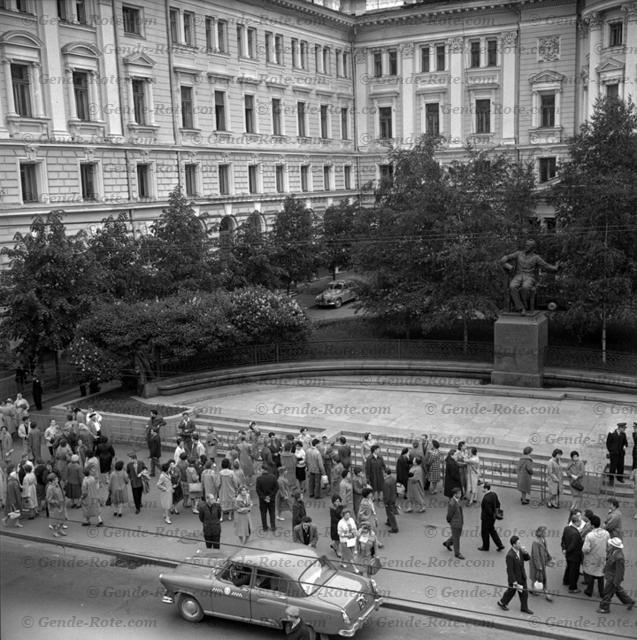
[491, 311, 548, 388]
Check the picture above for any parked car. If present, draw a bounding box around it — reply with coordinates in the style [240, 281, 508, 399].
[159, 542, 383, 638]
[315, 281, 357, 308]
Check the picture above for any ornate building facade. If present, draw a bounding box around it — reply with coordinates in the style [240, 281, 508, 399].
[0, 0, 635, 257]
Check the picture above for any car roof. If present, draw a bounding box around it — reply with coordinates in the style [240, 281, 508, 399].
[228, 541, 321, 580]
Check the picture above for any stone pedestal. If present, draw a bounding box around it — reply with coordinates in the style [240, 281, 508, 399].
[491, 312, 548, 387]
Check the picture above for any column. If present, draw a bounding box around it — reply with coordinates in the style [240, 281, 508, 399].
[400, 43, 415, 142]
[88, 70, 100, 121]
[65, 66, 77, 120]
[146, 78, 156, 126]
[500, 31, 517, 145]
[586, 12, 602, 118]
[96, 0, 122, 136]
[447, 37, 463, 147]
[2, 58, 16, 115]
[30, 62, 45, 117]
[41, 6, 68, 136]
[353, 48, 368, 147]
[624, 3, 637, 100]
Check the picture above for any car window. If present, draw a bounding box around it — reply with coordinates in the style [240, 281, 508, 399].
[298, 558, 337, 595]
[219, 562, 252, 587]
[254, 569, 289, 594]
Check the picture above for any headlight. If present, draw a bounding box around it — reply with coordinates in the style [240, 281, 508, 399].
[342, 610, 351, 625]
[370, 579, 378, 593]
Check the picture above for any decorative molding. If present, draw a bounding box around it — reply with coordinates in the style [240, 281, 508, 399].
[501, 31, 518, 47]
[538, 36, 560, 62]
[447, 37, 463, 54]
[585, 12, 602, 30]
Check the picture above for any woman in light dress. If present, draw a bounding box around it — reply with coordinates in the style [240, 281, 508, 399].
[275, 466, 291, 521]
[405, 457, 426, 513]
[156, 461, 174, 524]
[234, 485, 253, 545]
[546, 449, 563, 509]
[201, 460, 218, 500]
[466, 447, 480, 506]
[218, 458, 238, 522]
[21, 461, 38, 518]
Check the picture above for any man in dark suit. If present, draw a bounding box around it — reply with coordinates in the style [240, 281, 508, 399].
[293, 516, 319, 548]
[478, 483, 505, 551]
[606, 423, 628, 485]
[382, 467, 399, 533]
[497, 535, 533, 614]
[561, 510, 584, 593]
[126, 452, 147, 514]
[337, 436, 351, 470]
[255, 466, 278, 532]
[443, 487, 465, 559]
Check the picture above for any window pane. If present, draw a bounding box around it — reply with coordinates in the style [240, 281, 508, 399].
[215, 91, 226, 130]
[73, 71, 90, 121]
[421, 46, 430, 72]
[475, 99, 490, 133]
[181, 86, 193, 128]
[20, 164, 38, 202]
[12, 64, 32, 118]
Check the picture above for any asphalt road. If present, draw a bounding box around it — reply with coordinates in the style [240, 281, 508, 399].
[0, 538, 531, 640]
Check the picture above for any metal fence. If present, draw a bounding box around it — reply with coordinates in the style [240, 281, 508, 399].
[545, 345, 637, 374]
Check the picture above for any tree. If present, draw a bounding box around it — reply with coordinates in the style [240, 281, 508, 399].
[320, 200, 357, 279]
[270, 196, 320, 293]
[551, 97, 637, 357]
[0, 210, 97, 380]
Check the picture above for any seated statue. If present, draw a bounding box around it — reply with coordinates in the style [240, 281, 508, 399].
[500, 240, 558, 314]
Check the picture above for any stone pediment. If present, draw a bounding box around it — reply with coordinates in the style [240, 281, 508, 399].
[529, 70, 565, 85]
[123, 53, 155, 68]
[61, 42, 100, 58]
[597, 57, 624, 74]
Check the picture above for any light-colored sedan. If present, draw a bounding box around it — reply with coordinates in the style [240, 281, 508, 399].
[315, 281, 358, 308]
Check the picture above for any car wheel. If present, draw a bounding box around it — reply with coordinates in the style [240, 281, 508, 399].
[310, 629, 332, 640]
[176, 593, 204, 623]
[334, 298, 342, 308]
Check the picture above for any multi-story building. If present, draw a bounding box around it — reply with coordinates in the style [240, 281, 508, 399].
[0, 0, 635, 259]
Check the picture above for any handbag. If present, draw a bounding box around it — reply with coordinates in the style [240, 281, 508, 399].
[368, 556, 382, 576]
[495, 507, 504, 520]
[570, 479, 584, 492]
[320, 474, 329, 487]
[188, 482, 203, 495]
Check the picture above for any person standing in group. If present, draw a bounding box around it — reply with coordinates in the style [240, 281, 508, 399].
[218, 458, 237, 522]
[292, 491, 306, 529]
[443, 487, 465, 559]
[281, 442, 298, 492]
[546, 449, 563, 509]
[125, 452, 146, 515]
[31, 376, 43, 411]
[606, 422, 628, 486]
[405, 457, 426, 513]
[45, 473, 66, 537]
[597, 538, 635, 614]
[27, 421, 42, 463]
[275, 466, 291, 522]
[234, 485, 253, 545]
[147, 427, 162, 478]
[337, 508, 359, 573]
[466, 447, 480, 506]
[65, 454, 83, 509]
[357, 487, 384, 549]
[185, 458, 202, 514]
[336, 436, 352, 471]
[205, 427, 218, 463]
[396, 447, 411, 503]
[168, 459, 183, 515]
[382, 466, 399, 533]
[351, 466, 365, 517]
[255, 466, 278, 532]
[201, 460, 218, 501]
[338, 469, 354, 515]
[604, 497, 623, 539]
[199, 493, 222, 549]
[561, 509, 584, 593]
[80, 468, 103, 527]
[356, 522, 380, 577]
[444, 449, 461, 499]
[329, 495, 344, 558]
[566, 451, 586, 511]
[95, 435, 115, 488]
[361, 433, 376, 462]
[529, 526, 554, 601]
[293, 442, 307, 495]
[305, 438, 326, 499]
[156, 462, 174, 524]
[365, 444, 386, 503]
[425, 440, 443, 495]
[497, 536, 534, 615]
[517, 446, 534, 505]
[293, 516, 319, 548]
[582, 514, 609, 599]
[21, 462, 38, 519]
[478, 483, 504, 552]
[108, 460, 129, 518]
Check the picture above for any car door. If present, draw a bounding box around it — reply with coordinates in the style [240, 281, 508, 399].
[249, 568, 290, 628]
[210, 562, 252, 621]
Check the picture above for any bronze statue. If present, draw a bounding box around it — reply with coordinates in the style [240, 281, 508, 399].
[500, 240, 558, 314]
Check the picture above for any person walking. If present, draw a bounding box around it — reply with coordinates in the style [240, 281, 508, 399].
[517, 446, 534, 505]
[293, 516, 318, 548]
[497, 536, 534, 615]
[466, 447, 480, 506]
[329, 495, 344, 558]
[147, 427, 162, 478]
[529, 526, 554, 601]
[546, 449, 563, 509]
[108, 460, 129, 518]
[45, 473, 66, 537]
[199, 494, 222, 549]
[561, 510, 584, 593]
[582, 514, 609, 599]
[566, 450, 586, 511]
[125, 452, 146, 515]
[478, 483, 504, 552]
[234, 485, 253, 545]
[443, 487, 465, 559]
[597, 538, 635, 613]
[255, 466, 278, 532]
[156, 462, 174, 524]
[606, 422, 628, 486]
[80, 469, 103, 527]
[604, 498, 623, 538]
[356, 521, 380, 577]
[382, 467, 399, 533]
[444, 449, 461, 499]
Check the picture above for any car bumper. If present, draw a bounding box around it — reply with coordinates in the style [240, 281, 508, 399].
[338, 598, 384, 637]
[315, 300, 338, 307]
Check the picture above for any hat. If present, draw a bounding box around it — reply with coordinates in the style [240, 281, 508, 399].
[617, 422, 627, 428]
[285, 606, 300, 618]
[71, 454, 79, 462]
[523, 446, 533, 455]
[608, 538, 624, 549]
[47, 473, 57, 481]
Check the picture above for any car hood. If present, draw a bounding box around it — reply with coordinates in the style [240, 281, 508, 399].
[315, 572, 373, 618]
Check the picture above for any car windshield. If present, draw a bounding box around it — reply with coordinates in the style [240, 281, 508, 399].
[298, 558, 337, 595]
[326, 283, 343, 291]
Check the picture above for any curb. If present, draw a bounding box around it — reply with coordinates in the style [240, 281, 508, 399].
[1, 530, 601, 640]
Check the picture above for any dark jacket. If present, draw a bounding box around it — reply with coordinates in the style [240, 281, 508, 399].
[147, 430, 162, 458]
[604, 547, 626, 587]
[95, 438, 115, 473]
[446, 497, 463, 529]
[383, 474, 397, 505]
[293, 523, 319, 546]
[126, 460, 147, 488]
[396, 455, 411, 488]
[606, 430, 628, 456]
[337, 443, 351, 469]
[329, 504, 343, 541]
[198, 502, 222, 538]
[443, 453, 461, 498]
[505, 547, 530, 586]
[292, 500, 307, 527]
[255, 472, 278, 501]
[561, 524, 584, 561]
[480, 490, 501, 522]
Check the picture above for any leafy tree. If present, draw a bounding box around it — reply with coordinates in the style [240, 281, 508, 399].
[552, 97, 637, 357]
[270, 196, 320, 293]
[320, 200, 357, 279]
[0, 210, 97, 380]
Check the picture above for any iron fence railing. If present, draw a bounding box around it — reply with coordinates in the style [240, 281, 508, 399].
[545, 345, 637, 374]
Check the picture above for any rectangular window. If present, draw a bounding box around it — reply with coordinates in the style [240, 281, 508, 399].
[322, 47, 330, 74]
[300, 165, 309, 192]
[181, 86, 193, 129]
[335, 49, 341, 76]
[136, 164, 150, 198]
[248, 165, 258, 193]
[274, 34, 283, 64]
[131, 79, 146, 125]
[247, 28, 256, 58]
[344, 165, 351, 190]
[237, 26, 243, 57]
[606, 83, 619, 99]
[300, 41, 308, 70]
[320, 104, 329, 139]
[275, 164, 284, 193]
[214, 90, 226, 130]
[57, 0, 67, 20]
[205, 17, 213, 50]
[388, 50, 397, 76]
[436, 44, 445, 71]
[291, 38, 299, 67]
[184, 163, 197, 197]
[122, 6, 141, 35]
[272, 98, 281, 135]
[341, 107, 349, 140]
[73, 71, 90, 121]
[373, 52, 382, 77]
[315, 45, 321, 73]
[80, 162, 97, 201]
[217, 20, 227, 53]
[244, 94, 254, 133]
[470, 41, 481, 68]
[421, 46, 430, 72]
[323, 165, 331, 191]
[297, 101, 306, 137]
[75, 0, 87, 24]
[425, 103, 439, 136]
[475, 99, 491, 133]
[20, 163, 38, 202]
[342, 51, 349, 77]
[218, 164, 230, 195]
[265, 32, 273, 62]
[169, 8, 179, 43]
[539, 157, 557, 183]
[487, 39, 497, 66]
[540, 94, 555, 128]
[16, 0, 29, 12]
[11, 63, 32, 118]
[379, 106, 392, 139]
[379, 164, 393, 185]
[609, 22, 623, 47]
